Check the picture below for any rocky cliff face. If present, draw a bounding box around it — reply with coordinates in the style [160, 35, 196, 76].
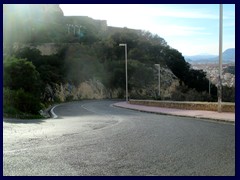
[159, 68, 180, 99]
[52, 75, 179, 102]
[13, 43, 61, 56]
[54, 80, 107, 102]
[130, 66, 179, 99]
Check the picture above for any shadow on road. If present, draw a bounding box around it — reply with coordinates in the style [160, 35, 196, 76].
[3, 118, 47, 124]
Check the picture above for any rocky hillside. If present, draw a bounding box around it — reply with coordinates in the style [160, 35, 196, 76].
[4, 4, 216, 105]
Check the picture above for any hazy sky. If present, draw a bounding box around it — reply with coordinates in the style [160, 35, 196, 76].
[59, 4, 235, 56]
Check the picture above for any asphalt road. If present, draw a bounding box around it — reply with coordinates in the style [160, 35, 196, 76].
[3, 100, 235, 176]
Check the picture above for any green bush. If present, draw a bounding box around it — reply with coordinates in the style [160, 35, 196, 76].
[66, 95, 74, 102]
[3, 56, 41, 95]
[3, 105, 21, 116]
[171, 85, 212, 101]
[4, 88, 42, 114]
[222, 86, 235, 102]
[3, 56, 43, 115]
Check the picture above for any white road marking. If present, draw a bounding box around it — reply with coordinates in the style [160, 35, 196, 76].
[51, 105, 60, 119]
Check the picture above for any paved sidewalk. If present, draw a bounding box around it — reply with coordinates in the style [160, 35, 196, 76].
[113, 102, 235, 123]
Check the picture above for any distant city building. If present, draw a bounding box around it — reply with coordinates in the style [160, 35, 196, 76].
[192, 64, 235, 87]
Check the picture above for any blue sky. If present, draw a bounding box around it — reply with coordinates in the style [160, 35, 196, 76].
[59, 4, 235, 56]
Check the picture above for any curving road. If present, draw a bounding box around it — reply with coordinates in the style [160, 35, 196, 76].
[3, 100, 235, 176]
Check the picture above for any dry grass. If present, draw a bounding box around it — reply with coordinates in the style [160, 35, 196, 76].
[54, 79, 109, 101]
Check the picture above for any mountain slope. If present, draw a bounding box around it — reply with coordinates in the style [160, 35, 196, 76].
[185, 54, 218, 61]
[214, 48, 235, 62]
[185, 48, 235, 64]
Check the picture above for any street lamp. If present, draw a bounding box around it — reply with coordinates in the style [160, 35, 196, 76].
[154, 64, 161, 98]
[218, 4, 223, 112]
[119, 43, 128, 102]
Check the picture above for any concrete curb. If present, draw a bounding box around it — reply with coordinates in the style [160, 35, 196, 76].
[49, 105, 59, 119]
[113, 103, 235, 124]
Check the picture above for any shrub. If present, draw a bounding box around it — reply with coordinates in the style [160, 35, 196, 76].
[171, 85, 212, 101]
[3, 88, 42, 114]
[3, 56, 41, 95]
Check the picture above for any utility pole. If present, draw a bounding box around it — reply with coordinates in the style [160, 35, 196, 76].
[218, 4, 223, 112]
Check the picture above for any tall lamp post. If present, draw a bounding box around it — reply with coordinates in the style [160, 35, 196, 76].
[119, 43, 128, 102]
[218, 4, 223, 112]
[154, 64, 161, 97]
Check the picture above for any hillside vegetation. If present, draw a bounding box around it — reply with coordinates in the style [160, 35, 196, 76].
[4, 4, 233, 118]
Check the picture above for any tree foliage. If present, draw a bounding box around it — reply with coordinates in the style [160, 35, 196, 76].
[3, 56, 41, 94]
[3, 57, 42, 114]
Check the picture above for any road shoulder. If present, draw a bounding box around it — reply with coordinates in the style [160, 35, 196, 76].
[113, 101, 235, 124]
